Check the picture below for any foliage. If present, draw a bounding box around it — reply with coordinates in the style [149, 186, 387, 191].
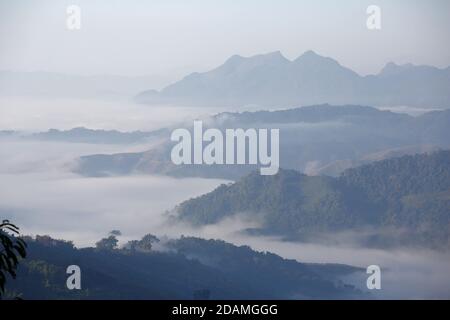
[6, 235, 363, 300]
[109, 230, 122, 236]
[126, 234, 160, 252]
[95, 235, 118, 251]
[176, 151, 450, 248]
[0, 220, 27, 296]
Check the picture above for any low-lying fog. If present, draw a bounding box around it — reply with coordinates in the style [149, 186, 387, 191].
[0, 97, 222, 132]
[376, 105, 444, 116]
[0, 139, 227, 244]
[0, 97, 449, 299]
[0, 97, 262, 132]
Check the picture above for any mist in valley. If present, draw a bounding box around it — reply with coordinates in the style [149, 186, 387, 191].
[0, 136, 449, 299]
[0, 96, 226, 132]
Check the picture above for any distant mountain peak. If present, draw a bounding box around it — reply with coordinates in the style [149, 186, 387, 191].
[380, 62, 449, 76]
[224, 51, 289, 65]
[136, 50, 450, 108]
[293, 50, 344, 70]
[213, 51, 290, 75]
[225, 54, 244, 64]
[264, 50, 287, 59]
[300, 50, 320, 57]
[295, 50, 328, 62]
[380, 62, 415, 75]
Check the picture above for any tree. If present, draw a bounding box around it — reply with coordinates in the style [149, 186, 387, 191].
[138, 234, 160, 251]
[0, 220, 27, 297]
[125, 240, 140, 251]
[125, 234, 160, 252]
[109, 230, 122, 237]
[95, 235, 118, 251]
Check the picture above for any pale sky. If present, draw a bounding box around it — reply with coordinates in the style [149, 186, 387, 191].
[1, 0, 449, 80]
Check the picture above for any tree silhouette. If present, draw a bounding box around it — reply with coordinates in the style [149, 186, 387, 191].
[0, 220, 27, 297]
[109, 230, 122, 237]
[95, 235, 118, 250]
[138, 234, 159, 251]
[125, 234, 159, 252]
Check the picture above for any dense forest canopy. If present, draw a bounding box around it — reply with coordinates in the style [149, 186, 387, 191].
[175, 151, 450, 248]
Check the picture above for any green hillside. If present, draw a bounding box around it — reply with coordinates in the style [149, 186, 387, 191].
[175, 151, 450, 248]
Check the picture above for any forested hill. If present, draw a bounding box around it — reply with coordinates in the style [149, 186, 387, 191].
[340, 150, 450, 201]
[5, 236, 363, 300]
[175, 151, 450, 248]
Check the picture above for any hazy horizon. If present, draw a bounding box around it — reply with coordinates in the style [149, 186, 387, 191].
[1, 0, 450, 86]
[2, 48, 449, 77]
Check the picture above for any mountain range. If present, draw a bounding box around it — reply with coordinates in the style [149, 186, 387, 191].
[29, 127, 166, 145]
[75, 104, 450, 179]
[0, 127, 168, 145]
[136, 51, 450, 108]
